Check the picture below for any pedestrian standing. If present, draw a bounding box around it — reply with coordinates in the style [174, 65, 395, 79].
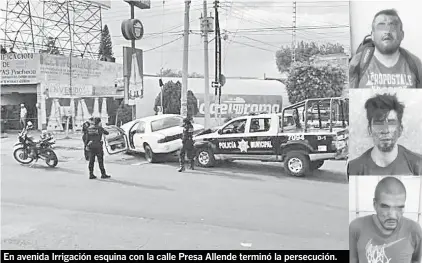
[86, 117, 111, 179]
[82, 117, 94, 161]
[178, 117, 195, 172]
[20, 104, 27, 130]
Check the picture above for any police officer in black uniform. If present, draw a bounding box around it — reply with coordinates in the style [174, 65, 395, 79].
[178, 117, 195, 172]
[86, 117, 111, 179]
[82, 117, 94, 161]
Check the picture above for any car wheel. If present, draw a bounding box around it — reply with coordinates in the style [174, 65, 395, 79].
[310, 160, 324, 170]
[284, 151, 310, 177]
[144, 144, 157, 163]
[196, 148, 216, 167]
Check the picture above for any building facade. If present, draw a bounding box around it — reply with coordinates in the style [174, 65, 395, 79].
[1, 53, 123, 131]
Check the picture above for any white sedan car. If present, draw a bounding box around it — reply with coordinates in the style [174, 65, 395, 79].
[119, 114, 204, 163]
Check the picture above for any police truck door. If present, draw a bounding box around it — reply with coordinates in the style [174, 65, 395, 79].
[214, 118, 248, 156]
[246, 117, 275, 159]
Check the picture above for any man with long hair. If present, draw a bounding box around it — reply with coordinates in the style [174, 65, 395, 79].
[348, 93, 422, 175]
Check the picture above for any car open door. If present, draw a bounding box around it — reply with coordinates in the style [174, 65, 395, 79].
[102, 125, 128, 155]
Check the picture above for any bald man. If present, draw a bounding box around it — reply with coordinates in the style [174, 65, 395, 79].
[350, 177, 422, 263]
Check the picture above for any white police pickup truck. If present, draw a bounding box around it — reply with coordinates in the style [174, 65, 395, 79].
[193, 97, 348, 177]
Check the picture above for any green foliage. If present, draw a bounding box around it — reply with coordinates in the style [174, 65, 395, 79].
[159, 68, 204, 78]
[115, 104, 133, 125]
[98, 25, 114, 61]
[154, 81, 199, 118]
[285, 62, 346, 104]
[276, 41, 345, 73]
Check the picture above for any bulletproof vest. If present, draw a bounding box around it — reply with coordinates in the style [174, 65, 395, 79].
[86, 125, 103, 144]
[182, 124, 194, 142]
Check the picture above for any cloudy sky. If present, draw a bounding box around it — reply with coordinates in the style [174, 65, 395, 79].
[0, 0, 350, 78]
[102, 0, 350, 78]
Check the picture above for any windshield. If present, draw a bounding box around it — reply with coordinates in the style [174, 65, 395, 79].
[151, 116, 183, 132]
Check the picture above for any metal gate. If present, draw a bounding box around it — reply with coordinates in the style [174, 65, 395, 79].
[349, 176, 422, 225]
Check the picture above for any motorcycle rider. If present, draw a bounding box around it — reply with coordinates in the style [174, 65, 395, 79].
[178, 117, 195, 172]
[21, 121, 38, 159]
[86, 117, 111, 180]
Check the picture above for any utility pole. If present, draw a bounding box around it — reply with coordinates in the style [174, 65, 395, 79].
[213, 0, 221, 124]
[181, 0, 191, 118]
[202, 0, 210, 128]
[292, 1, 297, 63]
[130, 3, 136, 120]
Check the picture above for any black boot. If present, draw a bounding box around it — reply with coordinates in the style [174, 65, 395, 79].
[101, 174, 111, 179]
[189, 159, 194, 170]
[178, 155, 185, 172]
[89, 173, 97, 179]
[178, 165, 185, 172]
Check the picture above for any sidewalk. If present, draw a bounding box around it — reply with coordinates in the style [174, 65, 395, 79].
[1, 131, 142, 163]
[1, 130, 85, 150]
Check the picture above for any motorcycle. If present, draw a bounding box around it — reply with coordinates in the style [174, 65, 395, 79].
[13, 122, 58, 167]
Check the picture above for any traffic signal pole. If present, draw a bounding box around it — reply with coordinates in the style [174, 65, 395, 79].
[130, 3, 136, 120]
[202, 0, 210, 129]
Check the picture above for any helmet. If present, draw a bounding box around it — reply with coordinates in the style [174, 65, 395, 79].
[26, 121, 33, 129]
[41, 130, 48, 139]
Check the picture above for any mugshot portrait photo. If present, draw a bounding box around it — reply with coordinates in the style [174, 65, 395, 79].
[349, 2, 422, 89]
[349, 176, 422, 263]
[347, 88, 422, 175]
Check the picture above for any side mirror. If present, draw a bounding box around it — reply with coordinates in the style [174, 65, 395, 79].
[218, 129, 223, 135]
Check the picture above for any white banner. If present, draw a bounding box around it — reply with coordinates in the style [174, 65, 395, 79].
[46, 84, 94, 98]
[1, 53, 40, 85]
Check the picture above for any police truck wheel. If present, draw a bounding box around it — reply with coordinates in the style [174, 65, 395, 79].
[310, 160, 324, 170]
[144, 144, 157, 163]
[196, 148, 215, 167]
[284, 152, 310, 177]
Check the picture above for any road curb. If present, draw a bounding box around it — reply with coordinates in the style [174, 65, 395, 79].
[55, 146, 84, 151]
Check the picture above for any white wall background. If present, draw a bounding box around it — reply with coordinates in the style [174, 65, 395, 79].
[348, 88, 422, 159]
[350, 0, 422, 59]
[349, 176, 422, 225]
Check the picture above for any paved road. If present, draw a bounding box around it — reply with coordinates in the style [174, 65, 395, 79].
[1, 137, 348, 250]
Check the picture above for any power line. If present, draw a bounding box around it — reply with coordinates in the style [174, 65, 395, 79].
[144, 35, 184, 52]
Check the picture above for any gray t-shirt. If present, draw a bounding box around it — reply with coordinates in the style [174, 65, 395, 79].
[358, 54, 417, 89]
[348, 145, 422, 176]
[349, 48, 422, 89]
[350, 215, 422, 263]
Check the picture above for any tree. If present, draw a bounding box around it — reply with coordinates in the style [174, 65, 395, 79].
[98, 25, 114, 61]
[159, 68, 204, 78]
[160, 68, 182, 77]
[153, 81, 199, 118]
[0, 45, 7, 54]
[285, 62, 346, 104]
[275, 41, 345, 73]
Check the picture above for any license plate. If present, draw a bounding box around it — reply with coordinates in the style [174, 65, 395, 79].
[318, 145, 327, 152]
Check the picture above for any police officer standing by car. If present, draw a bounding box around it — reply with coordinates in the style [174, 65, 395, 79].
[86, 117, 111, 179]
[82, 117, 94, 161]
[178, 117, 195, 172]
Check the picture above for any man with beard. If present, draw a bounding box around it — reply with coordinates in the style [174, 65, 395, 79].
[347, 93, 422, 175]
[349, 9, 422, 89]
[349, 177, 422, 263]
